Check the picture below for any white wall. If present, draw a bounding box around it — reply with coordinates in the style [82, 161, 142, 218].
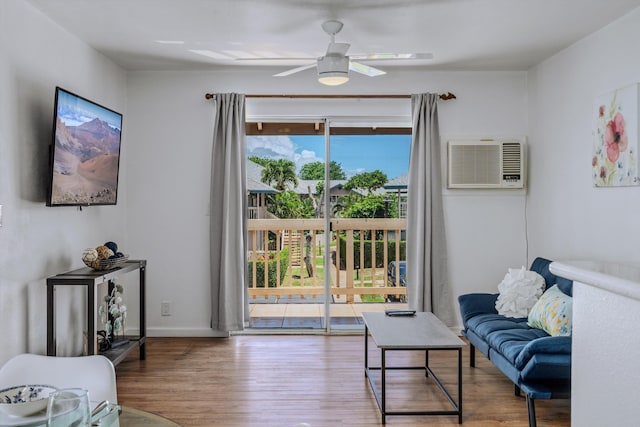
[527, 8, 640, 266]
[550, 261, 640, 426]
[527, 7, 640, 425]
[0, 0, 128, 365]
[125, 69, 529, 334]
[572, 282, 640, 426]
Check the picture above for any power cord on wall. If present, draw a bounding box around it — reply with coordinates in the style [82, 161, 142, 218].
[524, 190, 529, 267]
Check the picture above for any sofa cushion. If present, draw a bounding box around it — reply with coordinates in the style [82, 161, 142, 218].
[486, 328, 549, 365]
[466, 314, 529, 340]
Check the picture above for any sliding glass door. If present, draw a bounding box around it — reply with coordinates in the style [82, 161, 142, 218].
[245, 120, 410, 332]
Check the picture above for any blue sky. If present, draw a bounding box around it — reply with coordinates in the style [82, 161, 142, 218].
[246, 134, 411, 179]
[57, 89, 122, 130]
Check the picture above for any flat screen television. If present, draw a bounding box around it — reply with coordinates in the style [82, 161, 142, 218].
[47, 87, 123, 206]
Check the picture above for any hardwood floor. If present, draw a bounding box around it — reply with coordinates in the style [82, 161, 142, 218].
[115, 336, 570, 427]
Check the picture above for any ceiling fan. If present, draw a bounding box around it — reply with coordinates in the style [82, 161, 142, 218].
[268, 20, 433, 86]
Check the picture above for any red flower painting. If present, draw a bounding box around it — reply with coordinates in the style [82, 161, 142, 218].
[604, 112, 628, 162]
[593, 84, 638, 187]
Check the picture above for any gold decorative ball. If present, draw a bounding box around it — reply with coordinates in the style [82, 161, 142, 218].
[96, 245, 114, 260]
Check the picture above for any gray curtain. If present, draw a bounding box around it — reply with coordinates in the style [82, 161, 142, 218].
[209, 93, 249, 332]
[406, 93, 454, 325]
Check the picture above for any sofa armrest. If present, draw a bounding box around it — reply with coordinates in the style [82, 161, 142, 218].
[515, 336, 572, 370]
[458, 293, 499, 326]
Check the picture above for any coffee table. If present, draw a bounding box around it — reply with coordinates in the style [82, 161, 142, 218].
[362, 311, 466, 424]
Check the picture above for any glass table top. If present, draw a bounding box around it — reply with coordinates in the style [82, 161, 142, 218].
[119, 405, 181, 426]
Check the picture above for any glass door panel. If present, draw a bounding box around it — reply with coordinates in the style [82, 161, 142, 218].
[327, 130, 411, 331]
[246, 129, 327, 330]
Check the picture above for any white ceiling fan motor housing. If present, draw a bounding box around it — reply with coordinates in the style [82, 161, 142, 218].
[317, 55, 349, 83]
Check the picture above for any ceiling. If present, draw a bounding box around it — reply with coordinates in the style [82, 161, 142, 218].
[25, 0, 640, 74]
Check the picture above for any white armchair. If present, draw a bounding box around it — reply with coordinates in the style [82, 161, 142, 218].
[0, 354, 117, 410]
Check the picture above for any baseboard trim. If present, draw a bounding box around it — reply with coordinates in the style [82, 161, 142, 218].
[134, 328, 230, 338]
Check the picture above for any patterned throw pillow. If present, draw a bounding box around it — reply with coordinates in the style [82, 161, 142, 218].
[527, 284, 572, 336]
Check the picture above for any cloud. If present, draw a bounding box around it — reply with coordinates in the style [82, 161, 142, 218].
[247, 135, 296, 158]
[297, 149, 322, 165]
[345, 167, 366, 179]
[247, 136, 322, 171]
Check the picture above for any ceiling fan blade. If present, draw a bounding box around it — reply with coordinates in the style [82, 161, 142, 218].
[326, 42, 350, 56]
[350, 52, 434, 61]
[236, 57, 316, 61]
[349, 61, 386, 77]
[273, 63, 317, 77]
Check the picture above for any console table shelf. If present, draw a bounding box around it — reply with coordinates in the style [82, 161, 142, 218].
[46, 260, 147, 366]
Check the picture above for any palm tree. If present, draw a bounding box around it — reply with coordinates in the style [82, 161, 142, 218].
[261, 159, 298, 191]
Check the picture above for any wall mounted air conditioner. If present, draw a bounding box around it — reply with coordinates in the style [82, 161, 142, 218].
[447, 139, 526, 189]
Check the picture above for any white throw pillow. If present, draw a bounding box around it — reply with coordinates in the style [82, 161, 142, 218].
[495, 267, 546, 318]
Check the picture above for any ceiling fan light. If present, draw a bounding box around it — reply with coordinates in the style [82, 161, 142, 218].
[317, 55, 350, 86]
[318, 71, 349, 86]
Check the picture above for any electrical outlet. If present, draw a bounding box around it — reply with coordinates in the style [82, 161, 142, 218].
[161, 301, 171, 316]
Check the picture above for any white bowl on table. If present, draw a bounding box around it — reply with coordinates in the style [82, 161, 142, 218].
[0, 385, 57, 417]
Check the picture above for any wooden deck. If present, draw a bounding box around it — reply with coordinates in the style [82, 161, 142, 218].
[249, 302, 408, 329]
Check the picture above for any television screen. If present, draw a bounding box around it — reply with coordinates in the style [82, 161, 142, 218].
[47, 87, 123, 206]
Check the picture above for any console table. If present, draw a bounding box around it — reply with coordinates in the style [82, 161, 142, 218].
[46, 260, 146, 366]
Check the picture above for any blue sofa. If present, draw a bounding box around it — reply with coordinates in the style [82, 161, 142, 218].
[458, 257, 572, 427]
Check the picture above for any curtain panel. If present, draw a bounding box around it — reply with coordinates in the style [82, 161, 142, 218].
[209, 93, 249, 332]
[407, 93, 454, 326]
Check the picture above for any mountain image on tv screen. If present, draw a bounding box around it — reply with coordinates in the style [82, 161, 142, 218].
[50, 89, 122, 205]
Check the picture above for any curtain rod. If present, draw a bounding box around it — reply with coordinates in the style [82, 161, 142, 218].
[204, 92, 456, 100]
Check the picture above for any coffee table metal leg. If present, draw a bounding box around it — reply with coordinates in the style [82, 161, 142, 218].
[364, 325, 369, 376]
[381, 348, 386, 424]
[425, 350, 430, 377]
[458, 347, 463, 424]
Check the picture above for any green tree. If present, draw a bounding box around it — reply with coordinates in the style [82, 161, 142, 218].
[267, 191, 314, 219]
[260, 159, 298, 191]
[299, 161, 347, 180]
[340, 194, 398, 219]
[343, 170, 388, 194]
[248, 156, 270, 168]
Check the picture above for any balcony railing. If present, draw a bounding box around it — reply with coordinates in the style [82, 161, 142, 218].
[247, 218, 407, 303]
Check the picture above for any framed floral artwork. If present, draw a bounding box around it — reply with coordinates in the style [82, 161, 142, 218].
[593, 83, 639, 187]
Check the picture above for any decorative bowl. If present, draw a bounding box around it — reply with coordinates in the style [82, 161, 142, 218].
[84, 254, 130, 271]
[0, 385, 57, 417]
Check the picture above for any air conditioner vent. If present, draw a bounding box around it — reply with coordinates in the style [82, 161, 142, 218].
[447, 139, 525, 189]
[502, 142, 522, 176]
